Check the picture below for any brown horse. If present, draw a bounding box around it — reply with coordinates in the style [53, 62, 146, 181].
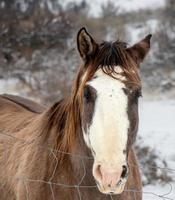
[0, 28, 151, 200]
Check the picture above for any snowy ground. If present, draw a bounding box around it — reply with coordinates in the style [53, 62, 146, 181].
[139, 100, 175, 200]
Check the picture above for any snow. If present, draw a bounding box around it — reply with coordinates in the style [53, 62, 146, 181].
[0, 79, 20, 95]
[126, 19, 159, 44]
[62, 0, 166, 17]
[114, 0, 166, 13]
[139, 100, 175, 168]
[16, 0, 28, 13]
[0, 1, 5, 9]
[143, 184, 175, 200]
[139, 100, 175, 200]
[0, 78, 31, 97]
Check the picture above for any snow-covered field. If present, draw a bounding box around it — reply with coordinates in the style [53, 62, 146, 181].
[139, 100, 175, 200]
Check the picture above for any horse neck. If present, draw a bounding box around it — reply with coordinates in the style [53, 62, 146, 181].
[39, 97, 93, 184]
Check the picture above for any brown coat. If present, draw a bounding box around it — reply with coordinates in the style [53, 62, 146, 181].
[0, 94, 142, 200]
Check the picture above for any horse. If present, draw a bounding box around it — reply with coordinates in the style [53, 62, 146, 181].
[0, 27, 151, 200]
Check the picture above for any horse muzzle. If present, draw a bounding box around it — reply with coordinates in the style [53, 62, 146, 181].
[93, 163, 129, 194]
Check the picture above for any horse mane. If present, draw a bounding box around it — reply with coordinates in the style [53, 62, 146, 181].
[40, 40, 141, 163]
[85, 41, 141, 87]
[40, 72, 83, 162]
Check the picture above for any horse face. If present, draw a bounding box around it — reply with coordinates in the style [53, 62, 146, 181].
[81, 68, 140, 194]
[77, 28, 151, 194]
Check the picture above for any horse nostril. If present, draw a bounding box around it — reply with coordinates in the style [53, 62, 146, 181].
[121, 165, 128, 178]
[95, 164, 102, 181]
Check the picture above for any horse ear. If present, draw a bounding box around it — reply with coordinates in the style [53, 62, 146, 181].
[127, 34, 152, 64]
[77, 27, 98, 62]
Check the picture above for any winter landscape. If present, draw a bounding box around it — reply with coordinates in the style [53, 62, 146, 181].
[0, 0, 175, 199]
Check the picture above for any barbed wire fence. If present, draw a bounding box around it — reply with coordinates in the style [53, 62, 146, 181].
[0, 131, 174, 200]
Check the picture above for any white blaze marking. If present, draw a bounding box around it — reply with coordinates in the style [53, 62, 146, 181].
[83, 67, 129, 167]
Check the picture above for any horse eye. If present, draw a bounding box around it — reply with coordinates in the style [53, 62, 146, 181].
[83, 86, 91, 103]
[135, 89, 142, 98]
